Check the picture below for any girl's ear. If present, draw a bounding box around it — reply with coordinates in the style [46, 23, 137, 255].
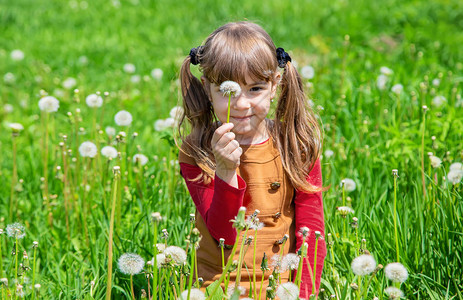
[271, 71, 281, 98]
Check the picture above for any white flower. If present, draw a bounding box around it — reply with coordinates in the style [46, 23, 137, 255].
[270, 254, 282, 270]
[133, 154, 148, 166]
[380, 66, 394, 76]
[376, 74, 388, 90]
[219, 81, 241, 97]
[10, 49, 25, 61]
[105, 126, 116, 137]
[178, 288, 205, 300]
[432, 95, 447, 107]
[85, 94, 103, 108]
[6, 223, 26, 239]
[101, 146, 118, 159]
[281, 253, 300, 271]
[450, 162, 463, 171]
[123, 63, 136, 74]
[384, 262, 408, 283]
[38, 96, 60, 113]
[324, 149, 334, 158]
[79, 141, 97, 158]
[447, 170, 463, 185]
[130, 75, 141, 83]
[432, 78, 440, 87]
[164, 117, 175, 128]
[9, 123, 24, 132]
[62, 77, 77, 90]
[169, 106, 184, 119]
[351, 254, 376, 276]
[164, 246, 187, 265]
[154, 119, 167, 131]
[53, 89, 65, 99]
[429, 155, 442, 168]
[3, 104, 13, 113]
[384, 286, 404, 299]
[155, 253, 166, 267]
[118, 253, 145, 275]
[300, 65, 315, 80]
[227, 284, 246, 297]
[151, 68, 163, 80]
[4, 72, 16, 84]
[276, 282, 299, 300]
[337, 206, 354, 215]
[78, 56, 88, 65]
[391, 84, 403, 95]
[114, 110, 133, 126]
[341, 178, 356, 192]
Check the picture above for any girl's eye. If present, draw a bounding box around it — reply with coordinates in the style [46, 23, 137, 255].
[250, 86, 264, 92]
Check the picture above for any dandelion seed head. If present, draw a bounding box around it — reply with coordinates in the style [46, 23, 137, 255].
[151, 212, 162, 222]
[123, 63, 136, 74]
[179, 288, 205, 300]
[8, 123, 24, 132]
[385, 262, 408, 283]
[324, 149, 334, 158]
[380, 66, 394, 76]
[85, 94, 103, 108]
[227, 284, 246, 297]
[301, 65, 315, 80]
[6, 223, 26, 239]
[130, 75, 141, 83]
[4, 103, 13, 113]
[447, 169, 463, 185]
[337, 206, 354, 216]
[429, 155, 442, 168]
[384, 286, 404, 299]
[163, 117, 175, 128]
[164, 246, 187, 266]
[450, 162, 463, 172]
[10, 49, 25, 61]
[432, 95, 447, 107]
[151, 68, 163, 80]
[391, 84, 403, 95]
[376, 74, 388, 90]
[101, 146, 118, 159]
[351, 254, 376, 276]
[133, 154, 148, 166]
[38, 96, 60, 113]
[78, 141, 97, 158]
[219, 81, 241, 97]
[114, 110, 133, 126]
[62, 77, 77, 89]
[276, 282, 299, 300]
[432, 78, 440, 87]
[118, 253, 145, 275]
[34, 283, 41, 289]
[169, 106, 184, 119]
[281, 253, 300, 271]
[341, 178, 356, 192]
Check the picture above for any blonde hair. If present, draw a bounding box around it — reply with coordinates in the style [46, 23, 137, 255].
[178, 21, 323, 192]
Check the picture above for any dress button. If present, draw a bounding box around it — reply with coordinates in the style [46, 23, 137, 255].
[270, 182, 281, 190]
[274, 212, 281, 219]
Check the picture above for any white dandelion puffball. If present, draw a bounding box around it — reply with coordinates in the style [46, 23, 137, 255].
[450, 162, 463, 171]
[85, 94, 103, 108]
[78, 55, 88, 65]
[227, 284, 246, 297]
[281, 253, 300, 271]
[79, 141, 98, 158]
[114, 110, 133, 126]
[301, 65, 315, 80]
[276, 282, 299, 300]
[9, 123, 24, 132]
[133, 154, 148, 166]
[337, 206, 355, 214]
[4, 73, 16, 84]
[351, 254, 376, 276]
[101, 146, 118, 159]
[384, 286, 404, 299]
[432, 95, 447, 107]
[123, 63, 136, 74]
[385, 262, 408, 283]
[324, 149, 334, 158]
[179, 288, 205, 300]
[154, 119, 167, 131]
[376, 74, 388, 90]
[4, 103, 13, 113]
[429, 155, 442, 168]
[11, 49, 25, 61]
[38, 96, 60, 113]
[151, 68, 163, 80]
[391, 84, 403, 95]
[447, 170, 463, 185]
[6, 223, 26, 239]
[169, 106, 184, 119]
[380, 66, 394, 76]
[105, 126, 116, 137]
[130, 75, 141, 83]
[164, 246, 187, 265]
[155, 253, 166, 267]
[62, 77, 77, 90]
[341, 178, 356, 192]
[118, 253, 145, 275]
[432, 78, 440, 87]
[163, 117, 175, 128]
[220, 81, 241, 97]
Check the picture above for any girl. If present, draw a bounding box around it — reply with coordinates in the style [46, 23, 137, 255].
[177, 21, 326, 299]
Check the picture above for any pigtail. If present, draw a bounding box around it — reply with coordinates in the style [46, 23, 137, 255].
[273, 61, 324, 193]
[177, 55, 217, 183]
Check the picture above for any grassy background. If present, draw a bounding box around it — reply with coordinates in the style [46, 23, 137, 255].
[1, 0, 463, 298]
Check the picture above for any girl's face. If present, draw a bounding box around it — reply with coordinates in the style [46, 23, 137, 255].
[203, 72, 280, 145]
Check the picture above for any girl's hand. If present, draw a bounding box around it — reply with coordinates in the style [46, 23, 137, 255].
[211, 123, 242, 185]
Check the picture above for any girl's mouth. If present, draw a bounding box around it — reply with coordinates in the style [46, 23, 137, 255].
[232, 115, 252, 120]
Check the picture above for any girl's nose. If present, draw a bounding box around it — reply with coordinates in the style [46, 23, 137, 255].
[233, 94, 251, 110]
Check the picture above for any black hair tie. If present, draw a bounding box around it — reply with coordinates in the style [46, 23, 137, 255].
[189, 46, 202, 65]
[276, 47, 291, 68]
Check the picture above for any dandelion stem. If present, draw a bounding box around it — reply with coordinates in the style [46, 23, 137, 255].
[393, 172, 400, 262]
[31, 246, 38, 300]
[252, 230, 258, 299]
[15, 237, 18, 298]
[105, 168, 119, 300]
[313, 236, 320, 295]
[153, 221, 158, 300]
[187, 243, 196, 299]
[227, 94, 231, 123]
[130, 275, 135, 300]
[9, 133, 17, 223]
[235, 227, 249, 288]
[421, 108, 427, 199]
[258, 268, 266, 300]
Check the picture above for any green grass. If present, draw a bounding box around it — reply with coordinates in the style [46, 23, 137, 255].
[1, 0, 462, 298]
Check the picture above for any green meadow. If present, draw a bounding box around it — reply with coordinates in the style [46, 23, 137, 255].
[1, 0, 462, 298]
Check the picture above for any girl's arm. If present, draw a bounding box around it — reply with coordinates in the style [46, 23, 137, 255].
[294, 158, 327, 297]
[179, 162, 246, 244]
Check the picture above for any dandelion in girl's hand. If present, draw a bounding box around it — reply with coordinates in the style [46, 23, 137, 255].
[178, 288, 205, 300]
[384, 286, 404, 299]
[164, 246, 187, 266]
[429, 155, 442, 168]
[341, 178, 356, 192]
[114, 110, 133, 126]
[276, 282, 299, 300]
[6, 223, 26, 239]
[384, 262, 408, 283]
[220, 80, 241, 123]
[38, 96, 59, 112]
[101, 146, 118, 159]
[351, 254, 376, 276]
[85, 94, 103, 108]
[118, 253, 145, 275]
[391, 84, 403, 95]
[133, 154, 148, 166]
[79, 141, 97, 158]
